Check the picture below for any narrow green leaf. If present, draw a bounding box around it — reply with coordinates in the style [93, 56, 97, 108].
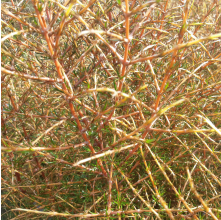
[116, 0, 121, 5]
[145, 139, 155, 143]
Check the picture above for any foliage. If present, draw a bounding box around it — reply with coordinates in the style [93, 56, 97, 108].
[1, 0, 221, 219]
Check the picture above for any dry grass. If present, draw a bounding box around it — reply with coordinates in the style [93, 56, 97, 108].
[1, 0, 221, 219]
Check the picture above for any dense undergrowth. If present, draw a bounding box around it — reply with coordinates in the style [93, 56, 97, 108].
[1, 0, 221, 219]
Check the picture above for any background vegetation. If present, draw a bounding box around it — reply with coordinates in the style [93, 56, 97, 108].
[1, 0, 221, 219]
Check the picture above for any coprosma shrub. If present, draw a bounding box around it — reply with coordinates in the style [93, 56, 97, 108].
[1, 0, 221, 219]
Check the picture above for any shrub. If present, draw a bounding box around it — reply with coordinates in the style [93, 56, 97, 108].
[1, 0, 221, 219]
